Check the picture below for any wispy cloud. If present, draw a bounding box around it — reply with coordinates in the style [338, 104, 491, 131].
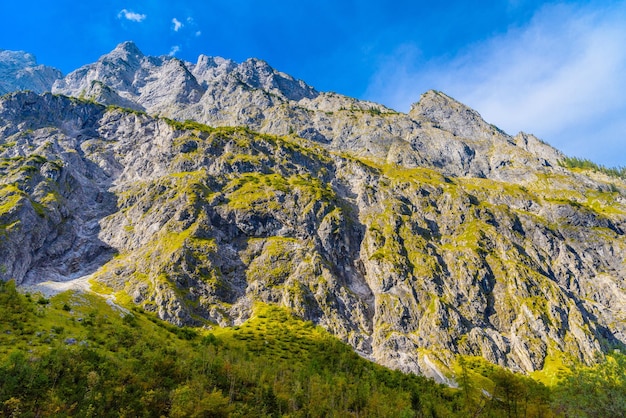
[366, 3, 626, 165]
[168, 45, 181, 56]
[117, 9, 146, 23]
[172, 18, 183, 32]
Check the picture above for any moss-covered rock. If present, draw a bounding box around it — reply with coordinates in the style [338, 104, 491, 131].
[2, 91, 626, 383]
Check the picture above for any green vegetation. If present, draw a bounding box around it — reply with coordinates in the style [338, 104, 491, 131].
[57, 93, 104, 107]
[0, 281, 457, 417]
[4, 87, 626, 417]
[456, 356, 552, 417]
[105, 104, 147, 116]
[338, 105, 399, 117]
[162, 117, 245, 134]
[0, 141, 16, 152]
[551, 352, 626, 416]
[368, 106, 382, 115]
[0, 185, 25, 216]
[224, 172, 336, 214]
[159, 116, 334, 180]
[3, 280, 626, 416]
[246, 237, 301, 287]
[455, 353, 626, 417]
[0, 151, 66, 224]
[560, 156, 626, 179]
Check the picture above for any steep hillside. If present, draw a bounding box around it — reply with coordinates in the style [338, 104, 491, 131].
[2, 89, 626, 381]
[0, 280, 460, 417]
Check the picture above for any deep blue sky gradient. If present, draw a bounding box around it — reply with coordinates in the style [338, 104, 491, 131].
[2, 1, 625, 166]
[1, 1, 542, 94]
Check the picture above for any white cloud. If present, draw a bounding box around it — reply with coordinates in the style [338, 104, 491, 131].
[366, 3, 626, 165]
[195, 31, 202, 37]
[169, 45, 181, 56]
[118, 9, 146, 23]
[172, 18, 183, 32]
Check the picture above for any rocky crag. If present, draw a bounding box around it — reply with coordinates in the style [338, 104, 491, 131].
[0, 49, 62, 95]
[1, 42, 626, 380]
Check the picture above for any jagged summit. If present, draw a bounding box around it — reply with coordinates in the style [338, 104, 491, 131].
[2, 42, 626, 382]
[0, 49, 38, 70]
[0, 42, 560, 181]
[193, 54, 236, 75]
[0, 49, 62, 95]
[112, 40, 143, 54]
[235, 57, 319, 101]
[410, 90, 496, 138]
[47, 43, 562, 180]
[102, 40, 145, 66]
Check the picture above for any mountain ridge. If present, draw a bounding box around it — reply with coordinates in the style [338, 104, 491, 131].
[49, 42, 564, 180]
[1, 42, 626, 382]
[0, 49, 62, 95]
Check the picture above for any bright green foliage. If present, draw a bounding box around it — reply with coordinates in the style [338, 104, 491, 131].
[455, 353, 626, 417]
[105, 104, 147, 116]
[0, 141, 16, 152]
[552, 353, 626, 417]
[163, 117, 229, 133]
[0, 185, 25, 217]
[4, 281, 620, 417]
[3, 99, 626, 417]
[224, 172, 335, 213]
[560, 156, 626, 179]
[0, 282, 459, 417]
[456, 356, 552, 418]
[245, 237, 300, 286]
[0, 151, 65, 223]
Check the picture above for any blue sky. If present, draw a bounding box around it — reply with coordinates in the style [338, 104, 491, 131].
[1, 1, 625, 166]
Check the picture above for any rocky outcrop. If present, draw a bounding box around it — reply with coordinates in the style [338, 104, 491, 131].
[2, 92, 626, 381]
[0, 93, 116, 285]
[0, 50, 62, 95]
[51, 42, 561, 180]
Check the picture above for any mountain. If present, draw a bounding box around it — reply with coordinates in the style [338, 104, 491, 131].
[52, 42, 561, 181]
[0, 49, 62, 95]
[2, 42, 626, 382]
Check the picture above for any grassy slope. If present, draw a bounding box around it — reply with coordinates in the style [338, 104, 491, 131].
[5, 280, 625, 417]
[0, 281, 460, 417]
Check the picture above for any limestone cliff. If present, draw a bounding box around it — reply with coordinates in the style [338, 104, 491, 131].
[2, 86, 626, 380]
[0, 49, 62, 95]
[52, 42, 560, 181]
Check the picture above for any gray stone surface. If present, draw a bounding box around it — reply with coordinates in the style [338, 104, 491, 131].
[0, 50, 62, 95]
[1, 44, 625, 380]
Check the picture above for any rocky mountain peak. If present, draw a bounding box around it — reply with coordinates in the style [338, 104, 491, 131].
[234, 57, 318, 101]
[0, 49, 38, 70]
[114, 40, 142, 53]
[191, 54, 237, 84]
[52, 42, 152, 104]
[0, 50, 62, 95]
[4, 43, 626, 383]
[47, 44, 566, 180]
[238, 57, 316, 98]
[96, 41, 146, 75]
[194, 54, 235, 71]
[195, 54, 217, 69]
[410, 90, 498, 140]
[106, 41, 145, 62]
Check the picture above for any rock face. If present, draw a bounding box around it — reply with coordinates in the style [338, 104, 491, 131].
[2, 43, 626, 381]
[52, 42, 560, 180]
[0, 50, 62, 95]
